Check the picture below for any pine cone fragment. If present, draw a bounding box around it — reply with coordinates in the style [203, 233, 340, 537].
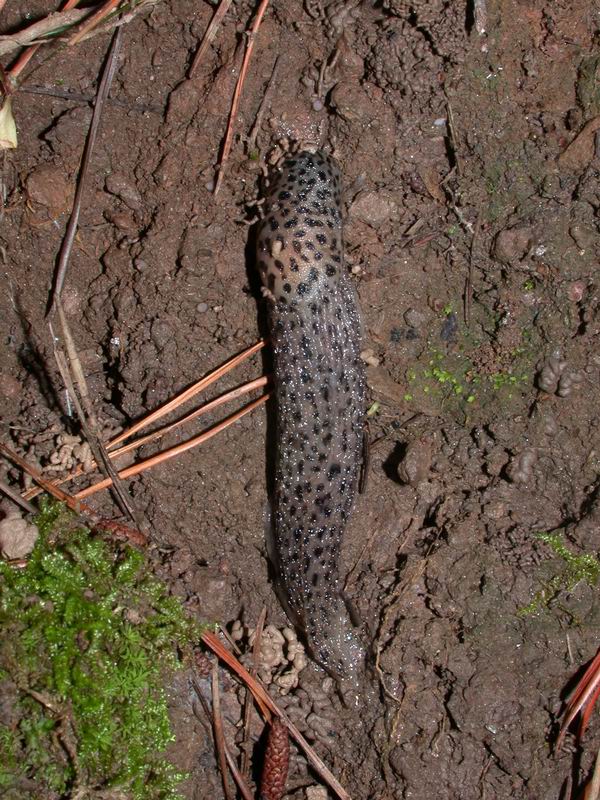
[260, 718, 290, 800]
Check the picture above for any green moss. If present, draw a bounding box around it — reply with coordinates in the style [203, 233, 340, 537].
[0, 499, 201, 799]
[402, 315, 535, 418]
[519, 532, 600, 617]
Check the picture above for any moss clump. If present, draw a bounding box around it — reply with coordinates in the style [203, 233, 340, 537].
[0, 499, 200, 799]
[519, 532, 600, 617]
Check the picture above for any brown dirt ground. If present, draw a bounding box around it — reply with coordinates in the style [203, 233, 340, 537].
[2, 1, 600, 798]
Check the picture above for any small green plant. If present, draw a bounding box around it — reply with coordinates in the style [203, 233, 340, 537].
[0, 500, 201, 799]
[366, 401, 380, 417]
[489, 372, 529, 393]
[519, 532, 600, 617]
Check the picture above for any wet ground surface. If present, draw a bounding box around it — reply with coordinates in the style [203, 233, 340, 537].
[1, 1, 600, 798]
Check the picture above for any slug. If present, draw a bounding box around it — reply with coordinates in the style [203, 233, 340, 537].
[256, 150, 366, 687]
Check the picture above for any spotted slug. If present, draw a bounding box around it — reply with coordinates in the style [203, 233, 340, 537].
[256, 150, 366, 686]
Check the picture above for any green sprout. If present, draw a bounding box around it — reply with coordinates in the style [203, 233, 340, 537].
[367, 401, 380, 417]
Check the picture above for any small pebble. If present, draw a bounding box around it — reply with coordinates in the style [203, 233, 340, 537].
[404, 308, 426, 328]
[568, 281, 585, 302]
[0, 505, 38, 559]
[360, 348, 380, 367]
[397, 436, 433, 486]
[492, 226, 534, 263]
[26, 164, 71, 211]
[196, 302, 209, 313]
[0, 371, 21, 400]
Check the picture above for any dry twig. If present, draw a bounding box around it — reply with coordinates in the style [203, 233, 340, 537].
[0, 476, 36, 514]
[48, 26, 123, 313]
[558, 648, 600, 750]
[192, 675, 254, 800]
[108, 340, 266, 449]
[51, 304, 147, 531]
[74, 393, 269, 500]
[42, 28, 145, 529]
[189, 0, 234, 78]
[214, 0, 271, 194]
[211, 662, 234, 800]
[0, 10, 88, 61]
[241, 607, 267, 778]
[7, 0, 82, 83]
[0, 441, 146, 545]
[248, 55, 280, 151]
[201, 629, 352, 800]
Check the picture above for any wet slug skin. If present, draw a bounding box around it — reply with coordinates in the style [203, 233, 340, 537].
[256, 150, 366, 688]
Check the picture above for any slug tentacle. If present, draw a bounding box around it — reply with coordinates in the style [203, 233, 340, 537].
[257, 150, 366, 685]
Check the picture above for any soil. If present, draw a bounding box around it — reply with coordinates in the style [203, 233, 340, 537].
[1, 1, 600, 798]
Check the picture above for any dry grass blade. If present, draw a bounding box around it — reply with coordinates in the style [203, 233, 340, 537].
[74, 393, 269, 499]
[189, 0, 234, 78]
[55, 304, 97, 423]
[558, 649, 600, 749]
[48, 26, 123, 313]
[107, 339, 266, 450]
[214, 0, 271, 194]
[211, 662, 234, 800]
[201, 630, 353, 800]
